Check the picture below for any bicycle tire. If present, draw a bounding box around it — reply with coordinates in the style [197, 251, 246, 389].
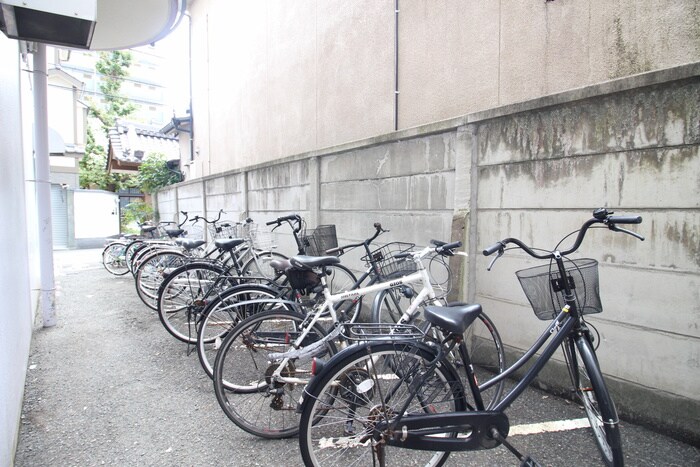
[241, 250, 288, 282]
[212, 307, 335, 439]
[196, 284, 287, 380]
[125, 240, 148, 273]
[299, 341, 466, 467]
[567, 335, 624, 467]
[130, 242, 173, 276]
[102, 242, 129, 275]
[372, 292, 507, 409]
[156, 262, 233, 343]
[134, 249, 187, 310]
[322, 264, 362, 322]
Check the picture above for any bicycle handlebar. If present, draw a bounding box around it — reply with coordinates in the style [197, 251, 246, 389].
[266, 214, 303, 233]
[394, 240, 463, 260]
[190, 209, 225, 225]
[325, 223, 387, 255]
[482, 208, 644, 261]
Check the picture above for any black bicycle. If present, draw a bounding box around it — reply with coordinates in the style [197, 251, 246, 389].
[298, 208, 643, 467]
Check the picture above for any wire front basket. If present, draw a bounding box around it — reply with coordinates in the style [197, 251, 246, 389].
[208, 221, 238, 239]
[249, 229, 276, 251]
[302, 225, 338, 256]
[180, 223, 204, 240]
[516, 258, 602, 320]
[362, 242, 416, 279]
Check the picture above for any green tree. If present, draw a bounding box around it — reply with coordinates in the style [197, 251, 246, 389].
[137, 152, 181, 193]
[90, 51, 136, 129]
[121, 200, 154, 233]
[79, 51, 137, 190]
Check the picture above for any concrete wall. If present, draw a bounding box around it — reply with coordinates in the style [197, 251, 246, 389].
[471, 67, 700, 442]
[157, 64, 700, 442]
[184, 0, 700, 179]
[0, 36, 34, 466]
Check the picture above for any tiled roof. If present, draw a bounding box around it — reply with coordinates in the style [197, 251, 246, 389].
[107, 120, 180, 166]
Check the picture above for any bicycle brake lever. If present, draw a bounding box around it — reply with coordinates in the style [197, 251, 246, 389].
[609, 224, 645, 241]
[486, 249, 504, 271]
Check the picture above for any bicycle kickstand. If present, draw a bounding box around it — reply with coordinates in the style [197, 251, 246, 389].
[489, 428, 543, 467]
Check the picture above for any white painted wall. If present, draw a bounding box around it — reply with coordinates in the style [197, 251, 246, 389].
[0, 35, 34, 467]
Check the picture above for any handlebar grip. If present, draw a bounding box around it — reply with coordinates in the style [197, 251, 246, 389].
[325, 246, 343, 255]
[436, 241, 462, 253]
[430, 239, 446, 247]
[609, 215, 642, 224]
[265, 219, 278, 226]
[483, 242, 503, 256]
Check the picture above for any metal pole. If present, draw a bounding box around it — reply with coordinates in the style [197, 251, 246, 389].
[33, 43, 57, 327]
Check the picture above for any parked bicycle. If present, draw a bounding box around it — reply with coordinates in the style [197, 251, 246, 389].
[155, 214, 356, 344]
[101, 217, 186, 276]
[297, 208, 643, 467]
[211, 237, 505, 439]
[196, 221, 397, 381]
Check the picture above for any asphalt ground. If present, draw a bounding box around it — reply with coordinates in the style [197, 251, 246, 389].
[14, 248, 700, 466]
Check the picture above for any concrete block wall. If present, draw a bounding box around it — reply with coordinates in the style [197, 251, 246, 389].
[472, 72, 700, 441]
[156, 64, 700, 442]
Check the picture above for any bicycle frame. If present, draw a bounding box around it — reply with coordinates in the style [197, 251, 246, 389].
[267, 249, 443, 384]
[377, 252, 595, 452]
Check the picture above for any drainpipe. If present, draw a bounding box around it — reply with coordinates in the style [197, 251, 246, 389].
[394, 0, 399, 131]
[188, 12, 195, 163]
[33, 43, 56, 327]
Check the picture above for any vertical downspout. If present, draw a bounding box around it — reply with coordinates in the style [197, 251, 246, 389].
[33, 44, 56, 327]
[394, 0, 399, 131]
[187, 11, 194, 163]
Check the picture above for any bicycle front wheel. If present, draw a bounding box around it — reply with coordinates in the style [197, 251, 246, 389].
[299, 341, 465, 467]
[213, 308, 334, 439]
[322, 264, 361, 322]
[156, 262, 232, 343]
[134, 250, 187, 310]
[567, 336, 624, 466]
[241, 250, 289, 282]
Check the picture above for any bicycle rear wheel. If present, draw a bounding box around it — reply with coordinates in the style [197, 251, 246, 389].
[322, 264, 361, 322]
[102, 242, 129, 275]
[566, 336, 624, 467]
[196, 284, 287, 380]
[212, 307, 334, 439]
[299, 341, 465, 467]
[372, 294, 506, 409]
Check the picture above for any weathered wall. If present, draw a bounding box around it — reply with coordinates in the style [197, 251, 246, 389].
[157, 64, 700, 442]
[472, 70, 700, 441]
[185, 0, 700, 179]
